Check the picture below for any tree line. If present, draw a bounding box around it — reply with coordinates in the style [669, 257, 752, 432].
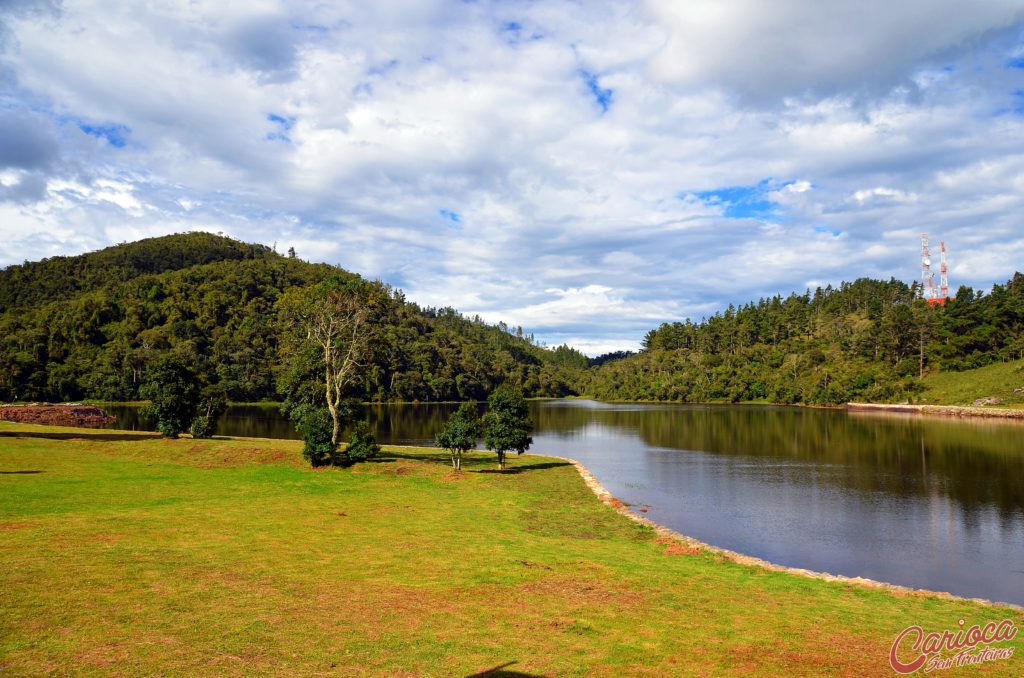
[580, 275, 1024, 405]
[4, 232, 1024, 422]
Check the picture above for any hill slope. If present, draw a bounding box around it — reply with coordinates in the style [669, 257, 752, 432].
[0, 233, 586, 403]
[918, 359, 1024, 407]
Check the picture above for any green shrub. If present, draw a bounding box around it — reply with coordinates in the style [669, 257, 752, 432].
[190, 388, 227, 439]
[291, 404, 338, 467]
[345, 421, 380, 463]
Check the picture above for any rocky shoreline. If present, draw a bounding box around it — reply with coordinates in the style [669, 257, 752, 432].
[847, 402, 1024, 420]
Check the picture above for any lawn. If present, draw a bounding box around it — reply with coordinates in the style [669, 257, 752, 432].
[1, 422, 1021, 676]
[919, 360, 1024, 408]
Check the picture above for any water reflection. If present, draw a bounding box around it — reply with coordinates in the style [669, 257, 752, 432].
[105, 400, 1024, 604]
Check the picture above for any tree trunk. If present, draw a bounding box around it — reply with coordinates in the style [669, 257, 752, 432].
[323, 343, 341, 446]
[919, 331, 925, 379]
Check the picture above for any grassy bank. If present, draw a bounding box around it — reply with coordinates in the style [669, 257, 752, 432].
[918, 360, 1024, 408]
[1, 423, 1021, 676]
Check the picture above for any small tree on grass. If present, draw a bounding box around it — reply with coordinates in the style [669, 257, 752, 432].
[482, 385, 533, 471]
[290, 403, 338, 467]
[345, 421, 380, 462]
[140, 355, 200, 438]
[436, 402, 481, 471]
[190, 385, 227, 439]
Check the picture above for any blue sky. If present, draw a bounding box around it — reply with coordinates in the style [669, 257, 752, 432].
[1, 1, 1023, 354]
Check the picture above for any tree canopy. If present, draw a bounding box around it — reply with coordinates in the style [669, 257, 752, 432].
[436, 402, 482, 471]
[482, 385, 533, 470]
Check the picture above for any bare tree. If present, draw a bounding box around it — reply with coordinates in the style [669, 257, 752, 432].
[280, 279, 380, 447]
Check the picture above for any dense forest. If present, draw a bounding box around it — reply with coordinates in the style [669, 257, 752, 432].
[0, 233, 587, 403]
[581, 275, 1024, 404]
[3, 233, 1023, 407]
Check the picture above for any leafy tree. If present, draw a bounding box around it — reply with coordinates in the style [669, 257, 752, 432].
[482, 385, 533, 470]
[435, 402, 481, 471]
[190, 385, 228, 439]
[139, 355, 200, 438]
[290, 403, 338, 467]
[345, 421, 381, 463]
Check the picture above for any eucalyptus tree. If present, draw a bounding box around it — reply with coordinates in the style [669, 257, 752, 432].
[278, 276, 391, 463]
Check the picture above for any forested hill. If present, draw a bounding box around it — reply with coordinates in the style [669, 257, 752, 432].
[581, 275, 1024, 405]
[0, 233, 587, 403]
[0, 232, 274, 312]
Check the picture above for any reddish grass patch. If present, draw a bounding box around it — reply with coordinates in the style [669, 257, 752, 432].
[656, 536, 701, 556]
[195, 446, 293, 468]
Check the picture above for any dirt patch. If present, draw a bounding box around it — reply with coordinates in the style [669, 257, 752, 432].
[0, 522, 35, 531]
[0, 403, 115, 428]
[656, 536, 701, 556]
[518, 576, 646, 608]
[194, 447, 293, 468]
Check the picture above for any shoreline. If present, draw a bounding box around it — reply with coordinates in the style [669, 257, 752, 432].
[847, 402, 1024, 420]
[536, 451, 1024, 613]
[9, 398, 1024, 422]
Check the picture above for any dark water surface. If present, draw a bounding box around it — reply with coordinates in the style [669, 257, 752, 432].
[106, 400, 1024, 605]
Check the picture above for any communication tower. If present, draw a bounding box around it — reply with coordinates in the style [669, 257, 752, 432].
[939, 241, 949, 300]
[920, 233, 936, 300]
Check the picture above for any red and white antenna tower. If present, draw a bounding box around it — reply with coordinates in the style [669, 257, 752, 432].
[920, 233, 936, 300]
[939, 241, 949, 299]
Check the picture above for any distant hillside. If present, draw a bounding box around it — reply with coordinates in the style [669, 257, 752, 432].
[0, 233, 586, 403]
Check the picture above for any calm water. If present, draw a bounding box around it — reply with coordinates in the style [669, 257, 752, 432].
[106, 400, 1024, 605]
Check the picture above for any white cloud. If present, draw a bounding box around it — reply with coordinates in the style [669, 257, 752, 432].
[644, 0, 1024, 101]
[1, 1, 1023, 352]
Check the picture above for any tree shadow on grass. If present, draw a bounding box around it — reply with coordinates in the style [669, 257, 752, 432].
[0, 431, 159, 442]
[376, 450, 572, 475]
[476, 461, 573, 474]
[466, 661, 545, 677]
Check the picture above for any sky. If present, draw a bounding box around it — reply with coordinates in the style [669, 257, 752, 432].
[1, 1, 1023, 355]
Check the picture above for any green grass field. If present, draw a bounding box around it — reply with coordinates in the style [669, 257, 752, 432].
[919, 360, 1024, 407]
[1, 422, 1021, 676]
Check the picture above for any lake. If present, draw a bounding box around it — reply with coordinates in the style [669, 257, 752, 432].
[105, 399, 1024, 605]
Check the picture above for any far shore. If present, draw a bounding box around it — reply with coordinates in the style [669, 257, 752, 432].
[6, 398, 1024, 422]
[847, 402, 1024, 421]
